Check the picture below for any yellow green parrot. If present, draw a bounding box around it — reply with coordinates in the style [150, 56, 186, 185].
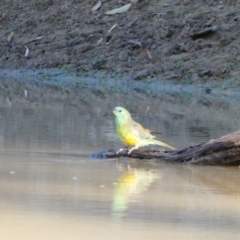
[113, 106, 175, 154]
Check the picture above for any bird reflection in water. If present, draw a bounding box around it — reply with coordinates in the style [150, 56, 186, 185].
[112, 163, 160, 221]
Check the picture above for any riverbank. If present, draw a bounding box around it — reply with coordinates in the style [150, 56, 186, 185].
[1, 1, 240, 82]
[1, 68, 240, 112]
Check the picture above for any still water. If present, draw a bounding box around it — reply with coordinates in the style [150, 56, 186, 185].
[0, 98, 240, 240]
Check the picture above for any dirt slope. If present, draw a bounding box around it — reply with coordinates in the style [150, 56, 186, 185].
[1, 0, 240, 82]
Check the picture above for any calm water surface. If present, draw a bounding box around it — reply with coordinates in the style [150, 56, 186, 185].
[0, 101, 240, 240]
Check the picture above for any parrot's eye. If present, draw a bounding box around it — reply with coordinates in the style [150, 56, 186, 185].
[119, 110, 122, 112]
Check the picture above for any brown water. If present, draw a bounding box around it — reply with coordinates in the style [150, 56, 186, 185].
[0, 103, 240, 240]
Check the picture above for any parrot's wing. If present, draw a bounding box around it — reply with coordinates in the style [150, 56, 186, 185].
[131, 121, 156, 139]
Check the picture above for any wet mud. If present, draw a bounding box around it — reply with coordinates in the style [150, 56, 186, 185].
[1, 0, 240, 82]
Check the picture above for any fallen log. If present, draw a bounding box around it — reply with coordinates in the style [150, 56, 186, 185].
[91, 131, 240, 166]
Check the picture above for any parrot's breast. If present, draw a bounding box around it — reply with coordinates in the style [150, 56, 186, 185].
[116, 124, 139, 146]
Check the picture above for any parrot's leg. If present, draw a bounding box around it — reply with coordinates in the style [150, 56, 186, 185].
[128, 145, 139, 154]
[116, 146, 128, 154]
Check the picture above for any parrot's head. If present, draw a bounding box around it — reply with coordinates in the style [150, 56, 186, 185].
[113, 107, 132, 123]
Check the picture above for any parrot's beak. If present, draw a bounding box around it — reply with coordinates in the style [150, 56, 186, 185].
[113, 109, 116, 115]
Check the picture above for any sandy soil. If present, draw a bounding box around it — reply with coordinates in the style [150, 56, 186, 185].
[1, 0, 240, 83]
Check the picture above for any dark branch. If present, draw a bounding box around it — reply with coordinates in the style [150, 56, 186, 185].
[91, 131, 240, 166]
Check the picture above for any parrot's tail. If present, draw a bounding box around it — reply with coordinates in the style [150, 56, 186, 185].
[150, 139, 175, 150]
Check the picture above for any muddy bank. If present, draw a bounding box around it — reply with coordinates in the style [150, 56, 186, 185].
[1, 69, 240, 115]
[1, 0, 240, 82]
